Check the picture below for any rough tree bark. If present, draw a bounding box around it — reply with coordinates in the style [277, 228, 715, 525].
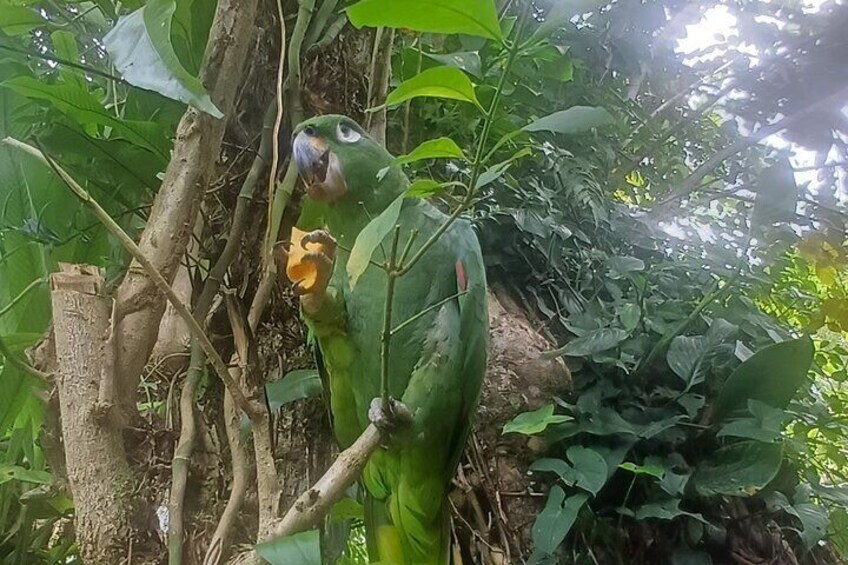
[50, 264, 133, 564]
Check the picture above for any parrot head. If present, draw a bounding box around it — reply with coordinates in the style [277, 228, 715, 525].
[292, 115, 399, 206]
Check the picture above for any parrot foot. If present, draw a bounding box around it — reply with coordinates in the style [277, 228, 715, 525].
[369, 397, 413, 434]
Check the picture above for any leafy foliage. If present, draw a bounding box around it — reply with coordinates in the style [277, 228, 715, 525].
[0, 0, 846, 562]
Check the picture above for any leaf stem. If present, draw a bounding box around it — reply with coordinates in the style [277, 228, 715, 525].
[395, 9, 528, 277]
[0, 278, 46, 320]
[390, 290, 468, 337]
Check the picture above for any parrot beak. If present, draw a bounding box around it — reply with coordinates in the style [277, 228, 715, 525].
[293, 129, 347, 202]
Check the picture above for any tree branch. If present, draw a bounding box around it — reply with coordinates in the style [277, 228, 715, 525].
[3, 138, 258, 421]
[112, 0, 260, 416]
[268, 424, 383, 539]
[659, 84, 848, 206]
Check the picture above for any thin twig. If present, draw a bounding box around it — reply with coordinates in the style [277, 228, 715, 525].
[390, 290, 468, 336]
[264, 0, 288, 270]
[4, 137, 257, 420]
[0, 334, 51, 382]
[380, 225, 402, 412]
[395, 7, 529, 277]
[170, 102, 276, 563]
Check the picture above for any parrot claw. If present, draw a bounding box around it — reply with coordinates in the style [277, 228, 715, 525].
[369, 397, 413, 434]
[301, 229, 336, 251]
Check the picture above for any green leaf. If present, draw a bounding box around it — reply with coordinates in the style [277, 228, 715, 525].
[2, 77, 169, 159]
[619, 462, 665, 479]
[347, 0, 502, 41]
[265, 369, 322, 411]
[524, 105, 613, 135]
[384, 66, 481, 109]
[633, 498, 707, 523]
[717, 401, 787, 443]
[51, 31, 85, 89]
[0, 464, 52, 485]
[546, 328, 629, 358]
[103, 1, 223, 118]
[255, 529, 321, 565]
[713, 336, 814, 421]
[329, 497, 365, 523]
[424, 51, 483, 78]
[395, 137, 465, 166]
[606, 256, 645, 279]
[406, 179, 446, 199]
[0, 6, 47, 35]
[694, 441, 782, 496]
[502, 404, 570, 435]
[617, 303, 640, 331]
[474, 147, 533, 189]
[667, 335, 709, 387]
[531, 487, 589, 554]
[531, 445, 608, 496]
[347, 193, 405, 289]
[794, 502, 829, 549]
[660, 470, 691, 497]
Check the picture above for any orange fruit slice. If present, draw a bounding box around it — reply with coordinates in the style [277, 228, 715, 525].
[286, 227, 327, 293]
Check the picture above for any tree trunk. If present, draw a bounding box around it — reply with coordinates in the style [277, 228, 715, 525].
[50, 264, 133, 563]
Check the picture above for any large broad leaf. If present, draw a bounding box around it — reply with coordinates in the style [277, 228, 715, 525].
[385, 66, 481, 109]
[103, 1, 223, 118]
[502, 404, 571, 435]
[524, 106, 614, 135]
[765, 489, 830, 549]
[531, 445, 608, 495]
[793, 502, 829, 549]
[265, 369, 322, 411]
[347, 193, 405, 288]
[693, 441, 782, 497]
[546, 328, 629, 358]
[713, 336, 814, 421]
[2, 77, 170, 159]
[0, 6, 48, 36]
[667, 335, 709, 388]
[255, 529, 321, 565]
[347, 0, 502, 41]
[0, 464, 52, 485]
[531, 487, 589, 554]
[395, 137, 465, 166]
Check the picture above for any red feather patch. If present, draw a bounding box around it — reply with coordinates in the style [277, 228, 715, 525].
[455, 261, 467, 291]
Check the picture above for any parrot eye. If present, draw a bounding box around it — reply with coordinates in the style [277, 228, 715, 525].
[337, 123, 362, 144]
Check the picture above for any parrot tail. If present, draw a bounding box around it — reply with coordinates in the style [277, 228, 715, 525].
[364, 491, 450, 565]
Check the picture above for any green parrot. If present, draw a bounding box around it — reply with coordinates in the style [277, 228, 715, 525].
[289, 114, 488, 564]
